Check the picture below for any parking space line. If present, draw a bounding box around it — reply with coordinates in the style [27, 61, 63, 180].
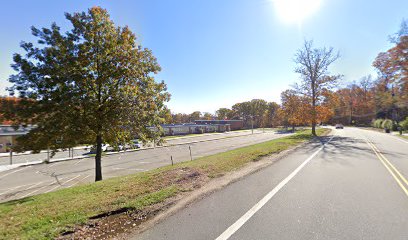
[74, 159, 84, 165]
[0, 182, 37, 192]
[112, 167, 145, 171]
[0, 166, 31, 179]
[0, 182, 38, 196]
[67, 174, 90, 188]
[19, 182, 48, 198]
[44, 175, 81, 193]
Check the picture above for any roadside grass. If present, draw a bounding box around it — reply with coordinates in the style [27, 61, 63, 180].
[0, 128, 329, 239]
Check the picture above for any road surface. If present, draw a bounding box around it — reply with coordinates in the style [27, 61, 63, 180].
[0, 130, 269, 166]
[133, 127, 408, 240]
[0, 129, 291, 202]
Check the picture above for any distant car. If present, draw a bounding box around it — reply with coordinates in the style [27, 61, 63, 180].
[89, 143, 110, 153]
[335, 124, 344, 129]
[130, 140, 142, 149]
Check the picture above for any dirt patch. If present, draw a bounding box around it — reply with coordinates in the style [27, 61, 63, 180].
[58, 167, 207, 240]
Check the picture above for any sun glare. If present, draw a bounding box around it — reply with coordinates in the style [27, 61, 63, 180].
[273, 0, 322, 24]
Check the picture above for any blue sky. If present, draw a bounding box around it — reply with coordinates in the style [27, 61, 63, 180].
[0, 0, 407, 113]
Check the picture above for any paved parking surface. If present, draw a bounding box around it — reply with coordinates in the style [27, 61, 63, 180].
[0, 129, 290, 202]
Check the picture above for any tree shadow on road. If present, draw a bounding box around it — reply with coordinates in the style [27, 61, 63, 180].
[316, 135, 401, 165]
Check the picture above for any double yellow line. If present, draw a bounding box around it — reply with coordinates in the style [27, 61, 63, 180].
[365, 138, 408, 197]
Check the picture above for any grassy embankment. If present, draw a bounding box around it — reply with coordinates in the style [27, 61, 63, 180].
[0, 128, 330, 239]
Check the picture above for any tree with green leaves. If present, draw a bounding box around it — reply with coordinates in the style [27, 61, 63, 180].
[4, 7, 170, 181]
[216, 108, 232, 120]
[294, 40, 342, 135]
[189, 111, 201, 122]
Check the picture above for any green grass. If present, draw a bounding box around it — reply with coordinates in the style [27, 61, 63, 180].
[0, 128, 329, 239]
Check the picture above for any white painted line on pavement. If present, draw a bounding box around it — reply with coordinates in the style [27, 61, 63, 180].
[0, 182, 35, 192]
[394, 136, 408, 144]
[0, 166, 31, 180]
[19, 182, 46, 198]
[14, 177, 71, 199]
[67, 174, 90, 188]
[74, 159, 84, 165]
[44, 175, 82, 193]
[0, 182, 40, 196]
[215, 135, 335, 240]
[112, 167, 145, 171]
[20, 184, 52, 198]
[0, 186, 21, 196]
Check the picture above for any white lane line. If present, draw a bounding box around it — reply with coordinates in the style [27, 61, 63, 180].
[44, 175, 82, 193]
[0, 166, 30, 180]
[215, 135, 335, 240]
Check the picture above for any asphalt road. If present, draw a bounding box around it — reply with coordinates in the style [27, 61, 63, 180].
[0, 130, 267, 166]
[0, 129, 291, 202]
[133, 127, 408, 240]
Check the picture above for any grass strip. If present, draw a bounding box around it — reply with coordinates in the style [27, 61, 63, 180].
[0, 128, 329, 239]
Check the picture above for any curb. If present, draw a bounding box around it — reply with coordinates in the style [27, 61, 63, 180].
[358, 127, 408, 144]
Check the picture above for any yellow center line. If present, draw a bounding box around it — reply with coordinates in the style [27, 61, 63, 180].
[365, 139, 408, 197]
[370, 143, 408, 188]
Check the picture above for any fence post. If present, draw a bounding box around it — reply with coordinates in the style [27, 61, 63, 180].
[9, 137, 13, 165]
[171, 155, 174, 166]
[46, 147, 50, 163]
[189, 145, 193, 161]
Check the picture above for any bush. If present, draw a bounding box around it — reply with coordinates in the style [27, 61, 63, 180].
[400, 117, 408, 131]
[382, 119, 393, 130]
[372, 119, 384, 128]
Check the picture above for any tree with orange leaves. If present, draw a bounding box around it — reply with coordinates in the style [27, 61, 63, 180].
[280, 89, 311, 131]
[373, 20, 408, 121]
[294, 40, 342, 135]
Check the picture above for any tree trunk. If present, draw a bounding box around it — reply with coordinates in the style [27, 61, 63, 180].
[311, 80, 317, 136]
[95, 134, 103, 181]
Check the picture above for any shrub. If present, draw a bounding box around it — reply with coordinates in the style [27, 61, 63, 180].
[382, 119, 393, 130]
[399, 117, 408, 131]
[372, 119, 384, 128]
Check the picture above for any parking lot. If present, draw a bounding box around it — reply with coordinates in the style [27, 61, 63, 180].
[0, 129, 291, 202]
